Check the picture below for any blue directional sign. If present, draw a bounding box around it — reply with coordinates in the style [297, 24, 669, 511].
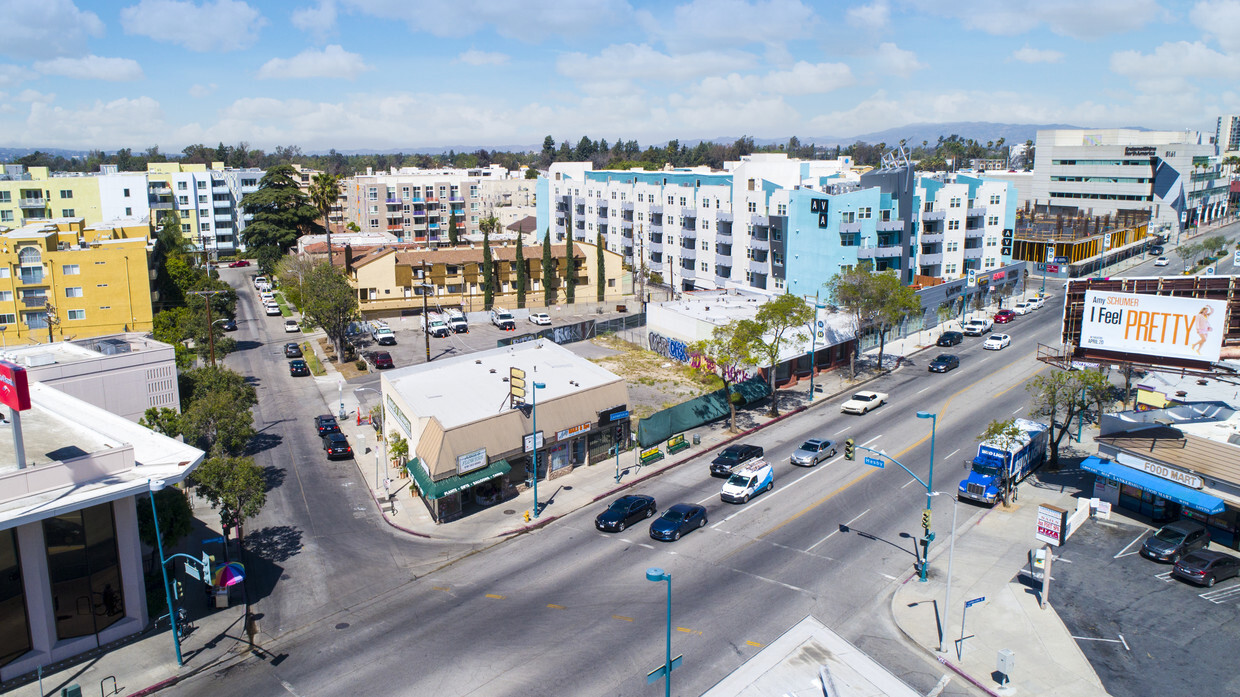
[965, 596, 985, 608]
[864, 456, 884, 469]
[609, 410, 630, 422]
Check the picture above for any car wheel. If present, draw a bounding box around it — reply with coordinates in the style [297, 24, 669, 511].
[742, 494, 750, 503]
[673, 531, 681, 541]
[645, 507, 654, 518]
[698, 517, 706, 528]
[617, 521, 625, 532]
[766, 481, 773, 493]
[1206, 575, 1216, 588]
[830, 449, 837, 458]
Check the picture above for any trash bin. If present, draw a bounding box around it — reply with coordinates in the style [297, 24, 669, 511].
[692, 433, 700, 445]
[61, 686, 82, 697]
[214, 588, 229, 609]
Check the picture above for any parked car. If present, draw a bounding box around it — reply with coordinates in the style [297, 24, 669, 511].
[365, 350, 394, 369]
[322, 432, 353, 460]
[259, 291, 275, 303]
[490, 307, 516, 330]
[962, 318, 993, 336]
[253, 275, 268, 288]
[993, 309, 1016, 324]
[1154, 256, 1170, 267]
[790, 438, 837, 466]
[284, 319, 300, 333]
[284, 342, 303, 358]
[288, 359, 310, 377]
[928, 354, 960, 373]
[314, 414, 340, 436]
[529, 312, 552, 325]
[840, 390, 886, 415]
[1027, 296, 1046, 310]
[937, 331, 963, 347]
[265, 303, 281, 316]
[1172, 550, 1240, 587]
[1148, 245, 1165, 256]
[228, 260, 251, 267]
[710, 443, 764, 477]
[983, 333, 1012, 350]
[1012, 301, 1032, 315]
[594, 494, 656, 532]
[1141, 520, 1210, 562]
[220, 318, 237, 331]
[649, 503, 707, 541]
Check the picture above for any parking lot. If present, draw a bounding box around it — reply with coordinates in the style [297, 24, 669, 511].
[1052, 516, 1240, 697]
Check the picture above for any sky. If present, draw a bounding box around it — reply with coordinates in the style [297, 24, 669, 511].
[0, 0, 1238, 153]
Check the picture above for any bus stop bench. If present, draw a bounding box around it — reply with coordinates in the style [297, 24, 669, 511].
[639, 447, 664, 466]
[666, 434, 691, 455]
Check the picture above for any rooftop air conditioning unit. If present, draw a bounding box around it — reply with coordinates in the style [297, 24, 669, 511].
[25, 353, 55, 367]
[94, 338, 131, 355]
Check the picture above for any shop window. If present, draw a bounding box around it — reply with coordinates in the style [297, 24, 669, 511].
[44, 502, 126, 640]
[0, 528, 31, 666]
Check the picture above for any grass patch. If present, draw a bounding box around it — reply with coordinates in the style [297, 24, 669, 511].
[302, 342, 325, 376]
[274, 292, 293, 317]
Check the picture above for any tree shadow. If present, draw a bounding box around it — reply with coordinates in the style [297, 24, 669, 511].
[247, 431, 283, 457]
[232, 339, 264, 353]
[261, 464, 286, 492]
[246, 525, 303, 564]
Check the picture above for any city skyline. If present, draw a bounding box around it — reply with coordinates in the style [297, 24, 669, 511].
[1, 0, 1237, 152]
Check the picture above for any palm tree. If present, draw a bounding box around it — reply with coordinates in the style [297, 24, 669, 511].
[309, 173, 341, 257]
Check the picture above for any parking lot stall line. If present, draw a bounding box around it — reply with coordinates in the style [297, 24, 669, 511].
[1113, 532, 1146, 559]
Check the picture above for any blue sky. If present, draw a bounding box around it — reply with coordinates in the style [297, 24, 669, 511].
[1, 0, 1237, 152]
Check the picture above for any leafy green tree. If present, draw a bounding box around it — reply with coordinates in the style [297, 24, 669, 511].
[140, 407, 182, 437]
[301, 262, 359, 359]
[977, 419, 1025, 504]
[596, 233, 605, 302]
[181, 386, 255, 456]
[826, 265, 883, 378]
[870, 273, 922, 368]
[1025, 369, 1110, 467]
[447, 209, 460, 246]
[137, 486, 193, 568]
[746, 294, 814, 417]
[255, 245, 283, 279]
[541, 232, 556, 306]
[515, 230, 527, 309]
[275, 254, 319, 310]
[240, 164, 320, 251]
[388, 432, 409, 466]
[689, 319, 761, 432]
[180, 364, 257, 409]
[565, 236, 577, 304]
[308, 172, 340, 253]
[482, 225, 494, 310]
[190, 455, 267, 543]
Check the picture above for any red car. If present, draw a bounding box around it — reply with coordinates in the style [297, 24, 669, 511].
[228, 260, 251, 268]
[993, 309, 1015, 324]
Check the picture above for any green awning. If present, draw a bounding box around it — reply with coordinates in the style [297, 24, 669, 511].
[406, 458, 512, 500]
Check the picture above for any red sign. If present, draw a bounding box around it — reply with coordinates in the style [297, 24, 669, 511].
[0, 360, 30, 411]
[1046, 264, 1060, 273]
[992, 271, 1006, 281]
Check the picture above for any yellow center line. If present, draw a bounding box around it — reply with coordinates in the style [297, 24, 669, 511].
[485, 594, 505, 600]
[612, 614, 634, 622]
[431, 586, 450, 592]
[547, 604, 565, 610]
[994, 363, 1045, 399]
[676, 627, 702, 635]
[745, 640, 764, 648]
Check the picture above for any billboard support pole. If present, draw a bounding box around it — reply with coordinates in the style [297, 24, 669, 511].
[10, 407, 24, 469]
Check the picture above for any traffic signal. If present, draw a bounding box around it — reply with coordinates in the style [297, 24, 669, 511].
[921, 509, 932, 531]
[174, 580, 184, 599]
[844, 438, 855, 460]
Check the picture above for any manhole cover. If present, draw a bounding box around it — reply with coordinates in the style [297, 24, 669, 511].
[503, 509, 516, 515]
[335, 622, 349, 630]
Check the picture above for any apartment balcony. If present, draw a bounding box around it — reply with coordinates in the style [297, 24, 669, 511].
[922, 210, 946, 221]
[212, 184, 229, 193]
[679, 247, 696, 261]
[621, 229, 633, 240]
[715, 266, 732, 281]
[856, 244, 903, 260]
[748, 258, 768, 274]
[918, 252, 944, 267]
[716, 211, 733, 223]
[241, 185, 258, 193]
[964, 227, 985, 239]
[150, 201, 174, 210]
[920, 232, 944, 244]
[966, 207, 987, 218]
[749, 237, 769, 252]
[597, 206, 608, 218]
[386, 198, 401, 205]
[750, 213, 769, 225]
[411, 197, 425, 204]
[449, 197, 464, 203]
[148, 185, 171, 195]
[17, 197, 45, 208]
[715, 252, 733, 268]
[963, 247, 984, 260]
[716, 222, 732, 238]
[647, 259, 663, 272]
[388, 224, 403, 231]
[649, 204, 663, 214]
[213, 198, 231, 208]
[681, 208, 696, 220]
[621, 201, 634, 211]
[21, 295, 48, 308]
[648, 239, 663, 253]
[214, 213, 232, 222]
[877, 219, 905, 232]
[840, 221, 863, 233]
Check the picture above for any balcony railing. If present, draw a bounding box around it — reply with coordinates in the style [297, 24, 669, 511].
[19, 269, 44, 285]
[21, 293, 47, 307]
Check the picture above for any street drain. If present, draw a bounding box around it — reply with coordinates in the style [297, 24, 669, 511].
[335, 622, 349, 630]
[503, 509, 516, 515]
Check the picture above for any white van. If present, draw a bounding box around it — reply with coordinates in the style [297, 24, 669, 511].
[422, 313, 450, 338]
[720, 459, 774, 504]
[370, 321, 396, 345]
[490, 307, 515, 330]
[444, 309, 468, 334]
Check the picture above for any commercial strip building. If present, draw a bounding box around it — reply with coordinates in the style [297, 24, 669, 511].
[381, 341, 629, 523]
[0, 378, 204, 680]
[0, 218, 155, 345]
[1030, 128, 1228, 233]
[340, 238, 628, 319]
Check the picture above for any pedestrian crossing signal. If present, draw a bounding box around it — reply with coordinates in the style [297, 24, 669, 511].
[844, 438, 855, 460]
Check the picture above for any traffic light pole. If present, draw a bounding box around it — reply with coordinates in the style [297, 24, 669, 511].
[844, 439, 935, 580]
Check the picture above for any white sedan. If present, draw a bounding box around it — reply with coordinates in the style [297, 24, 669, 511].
[284, 319, 300, 333]
[529, 312, 551, 325]
[265, 303, 281, 316]
[1154, 257, 1169, 267]
[840, 390, 888, 415]
[983, 333, 1012, 350]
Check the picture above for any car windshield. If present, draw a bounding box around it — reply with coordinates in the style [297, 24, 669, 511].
[936, 355, 953, 362]
[663, 509, 686, 522]
[1154, 528, 1187, 543]
[727, 474, 754, 488]
[799, 441, 819, 451]
[972, 463, 1000, 477]
[718, 449, 743, 463]
[852, 394, 873, 402]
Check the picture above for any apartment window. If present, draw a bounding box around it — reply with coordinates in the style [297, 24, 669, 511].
[638, 193, 644, 202]
[181, 224, 190, 233]
[177, 196, 188, 206]
[197, 181, 206, 189]
[61, 209, 74, 217]
[0, 314, 13, 325]
[948, 220, 960, 230]
[841, 211, 855, 224]
[679, 197, 687, 206]
[667, 216, 675, 226]
[124, 207, 132, 216]
[199, 209, 209, 218]
[700, 262, 708, 271]
[702, 220, 709, 230]
[0, 291, 10, 302]
[702, 198, 710, 208]
[988, 216, 999, 226]
[44, 503, 125, 640]
[701, 240, 709, 250]
[776, 204, 786, 215]
[370, 219, 379, 228]
[65, 287, 83, 298]
[0, 211, 12, 222]
[667, 195, 674, 204]
[199, 195, 207, 204]
[177, 181, 187, 190]
[620, 192, 626, 201]
[859, 207, 871, 219]
[67, 309, 85, 320]
[368, 188, 378, 201]
[59, 190, 72, 199]
[949, 197, 961, 208]
[946, 241, 958, 252]
[201, 223, 211, 232]
[748, 202, 757, 213]
[989, 195, 1000, 205]
[123, 188, 130, 197]
[946, 264, 956, 274]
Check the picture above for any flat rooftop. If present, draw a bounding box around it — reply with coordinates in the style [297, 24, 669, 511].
[0, 333, 170, 368]
[383, 340, 623, 429]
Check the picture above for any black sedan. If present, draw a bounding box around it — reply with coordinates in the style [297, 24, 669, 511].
[1172, 550, 1240, 587]
[322, 432, 353, 460]
[288, 359, 309, 377]
[595, 494, 656, 532]
[220, 318, 237, 331]
[284, 342, 303, 358]
[649, 503, 707, 542]
[710, 443, 764, 477]
[937, 331, 963, 346]
[315, 414, 340, 436]
[928, 354, 960, 373]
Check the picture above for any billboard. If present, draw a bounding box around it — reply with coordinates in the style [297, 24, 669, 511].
[1081, 290, 1227, 363]
[0, 360, 30, 411]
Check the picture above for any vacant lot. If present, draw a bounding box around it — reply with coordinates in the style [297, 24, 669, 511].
[585, 335, 723, 420]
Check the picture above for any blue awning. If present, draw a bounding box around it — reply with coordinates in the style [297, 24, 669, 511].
[1081, 456, 1225, 515]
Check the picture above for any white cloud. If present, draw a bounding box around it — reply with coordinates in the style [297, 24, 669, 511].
[256, 45, 373, 80]
[293, 0, 337, 38]
[120, 0, 266, 52]
[847, 1, 889, 29]
[458, 50, 509, 66]
[872, 43, 925, 78]
[1191, 0, 1240, 54]
[687, 61, 853, 102]
[557, 44, 757, 87]
[912, 0, 1162, 39]
[640, 0, 817, 51]
[23, 97, 167, 149]
[0, 0, 105, 60]
[339, 0, 630, 42]
[17, 90, 56, 104]
[189, 83, 218, 97]
[34, 55, 145, 82]
[0, 65, 26, 89]
[1111, 41, 1240, 93]
[1010, 46, 1063, 63]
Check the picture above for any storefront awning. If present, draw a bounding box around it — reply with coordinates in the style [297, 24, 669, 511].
[1081, 456, 1225, 514]
[406, 458, 511, 501]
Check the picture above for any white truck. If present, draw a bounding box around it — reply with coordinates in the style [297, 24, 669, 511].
[369, 320, 396, 346]
[445, 309, 468, 334]
[422, 312, 450, 338]
[962, 317, 993, 336]
[490, 307, 515, 330]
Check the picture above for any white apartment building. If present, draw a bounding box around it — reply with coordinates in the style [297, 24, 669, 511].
[1030, 129, 1228, 233]
[914, 173, 1015, 280]
[144, 164, 261, 256]
[1217, 115, 1240, 157]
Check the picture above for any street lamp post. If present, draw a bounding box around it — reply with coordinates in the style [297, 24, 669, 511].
[916, 411, 937, 582]
[645, 567, 676, 697]
[148, 479, 183, 666]
[929, 491, 958, 654]
[531, 380, 545, 517]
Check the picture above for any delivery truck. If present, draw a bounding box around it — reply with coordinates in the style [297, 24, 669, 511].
[957, 419, 1048, 505]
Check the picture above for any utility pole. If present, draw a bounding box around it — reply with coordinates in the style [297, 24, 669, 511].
[421, 260, 431, 363]
[43, 302, 59, 343]
[188, 290, 228, 366]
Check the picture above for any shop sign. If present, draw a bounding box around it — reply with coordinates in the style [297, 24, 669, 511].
[1116, 452, 1203, 489]
[1081, 290, 1227, 363]
[385, 395, 411, 437]
[0, 360, 30, 411]
[1125, 146, 1156, 157]
[810, 197, 829, 228]
[992, 271, 1006, 281]
[1046, 264, 1059, 272]
[1035, 503, 1068, 546]
[456, 447, 488, 475]
[523, 431, 544, 453]
[556, 422, 592, 441]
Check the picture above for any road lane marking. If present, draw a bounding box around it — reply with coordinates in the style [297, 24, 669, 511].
[1201, 586, 1240, 603]
[676, 627, 702, 635]
[1113, 532, 1145, 559]
[431, 586, 450, 592]
[879, 572, 898, 580]
[485, 594, 506, 599]
[713, 458, 842, 530]
[696, 492, 717, 505]
[806, 508, 869, 552]
[728, 567, 813, 596]
[993, 363, 1044, 398]
[280, 681, 305, 697]
[916, 386, 932, 394]
[547, 604, 565, 610]
[637, 543, 654, 549]
[613, 615, 634, 622]
[902, 479, 916, 489]
[1071, 635, 1130, 651]
[745, 640, 764, 648]
[861, 435, 882, 447]
[945, 449, 959, 460]
[834, 427, 850, 436]
[1012, 407, 1023, 415]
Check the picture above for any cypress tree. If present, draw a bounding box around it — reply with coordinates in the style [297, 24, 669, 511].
[596, 233, 605, 301]
[482, 226, 494, 310]
[565, 236, 576, 304]
[515, 230, 527, 309]
[447, 210, 460, 246]
[541, 230, 556, 306]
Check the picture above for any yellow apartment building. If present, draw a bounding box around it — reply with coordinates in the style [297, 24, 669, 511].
[0, 218, 154, 345]
[0, 166, 105, 229]
[341, 239, 629, 317]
